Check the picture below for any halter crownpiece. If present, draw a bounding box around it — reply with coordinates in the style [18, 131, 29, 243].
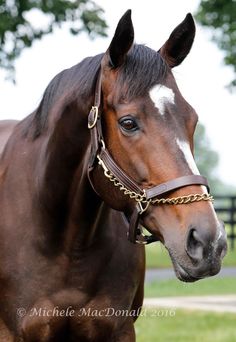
[87, 69, 214, 245]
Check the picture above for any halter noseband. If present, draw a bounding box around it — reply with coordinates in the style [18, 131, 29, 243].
[87, 70, 213, 245]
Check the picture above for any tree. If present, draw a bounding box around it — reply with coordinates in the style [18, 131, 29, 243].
[0, 0, 107, 80]
[194, 123, 219, 180]
[194, 122, 222, 193]
[195, 0, 236, 89]
[194, 123, 236, 194]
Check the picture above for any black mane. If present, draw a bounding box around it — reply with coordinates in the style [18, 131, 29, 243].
[30, 44, 167, 138]
[119, 44, 168, 99]
[31, 53, 103, 138]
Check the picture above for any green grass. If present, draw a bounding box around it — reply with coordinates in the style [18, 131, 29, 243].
[140, 232, 236, 342]
[145, 276, 236, 298]
[146, 243, 171, 268]
[145, 240, 236, 269]
[135, 310, 236, 342]
[223, 244, 236, 266]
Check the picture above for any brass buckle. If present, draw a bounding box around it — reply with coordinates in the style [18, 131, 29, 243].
[88, 106, 99, 129]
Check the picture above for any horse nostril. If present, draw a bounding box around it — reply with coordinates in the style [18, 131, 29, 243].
[219, 244, 227, 260]
[186, 228, 204, 263]
[216, 234, 228, 260]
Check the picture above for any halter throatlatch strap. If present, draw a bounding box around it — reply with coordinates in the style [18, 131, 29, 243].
[87, 68, 213, 245]
[88, 70, 103, 171]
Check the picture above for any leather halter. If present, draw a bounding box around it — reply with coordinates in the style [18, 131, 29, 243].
[87, 69, 212, 244]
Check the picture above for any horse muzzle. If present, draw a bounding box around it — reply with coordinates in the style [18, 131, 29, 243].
[169, 221, 227, 282]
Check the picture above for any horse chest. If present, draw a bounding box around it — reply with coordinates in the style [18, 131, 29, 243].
[20, 295, 136, 341]
[16, 242, 144, 341]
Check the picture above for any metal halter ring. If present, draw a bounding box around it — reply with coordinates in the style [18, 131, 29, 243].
[88, 106, 99, 129]
[137, 199, 151, 214]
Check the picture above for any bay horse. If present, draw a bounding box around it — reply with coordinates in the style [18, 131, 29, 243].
[0, 10, 227, 341]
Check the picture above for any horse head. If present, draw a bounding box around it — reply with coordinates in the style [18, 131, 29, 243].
[88, 10, 227, 282]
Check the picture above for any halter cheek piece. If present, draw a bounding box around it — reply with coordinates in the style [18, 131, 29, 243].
[87, 70, 214, 245]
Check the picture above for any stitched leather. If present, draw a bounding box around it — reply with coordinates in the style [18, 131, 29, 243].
[99, 149, 143, 194]
[145, 175, 209, 199]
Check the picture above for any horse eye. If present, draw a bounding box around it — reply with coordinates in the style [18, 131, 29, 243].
[119, 117, 139, 132]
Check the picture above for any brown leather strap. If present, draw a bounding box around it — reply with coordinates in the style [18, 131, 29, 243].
[88, 70, 103, 169]
[145, 175, 209, 199]
[99, 149, 143, 194]
[88, 113, 99, 168]
[94, 70, 102, 108]
[129, 206, 141, 243]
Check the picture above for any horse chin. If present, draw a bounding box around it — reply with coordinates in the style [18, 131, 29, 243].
[171, 261, 202, 283]
[165, 246, 222, 283]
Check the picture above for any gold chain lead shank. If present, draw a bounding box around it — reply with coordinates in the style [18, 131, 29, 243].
[97, 155, 214, 212]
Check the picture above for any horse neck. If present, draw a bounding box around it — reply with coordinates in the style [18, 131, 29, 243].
[35, 96, 108, 251]
[64, 164, 109, 250]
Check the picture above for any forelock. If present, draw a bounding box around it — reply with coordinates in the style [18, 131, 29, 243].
[117, 44, 168, 99]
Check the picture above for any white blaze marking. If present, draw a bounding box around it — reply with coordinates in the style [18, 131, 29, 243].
[176, 139, 200, 175]
[149, 85, 175, 116]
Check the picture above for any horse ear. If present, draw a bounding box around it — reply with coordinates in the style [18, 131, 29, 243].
[158, 13, 196, 68]
[108, 10, 134, 68]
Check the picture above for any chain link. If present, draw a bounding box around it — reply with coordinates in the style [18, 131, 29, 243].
[151, 193, 213, 205]
[97, 155, 214, 211]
